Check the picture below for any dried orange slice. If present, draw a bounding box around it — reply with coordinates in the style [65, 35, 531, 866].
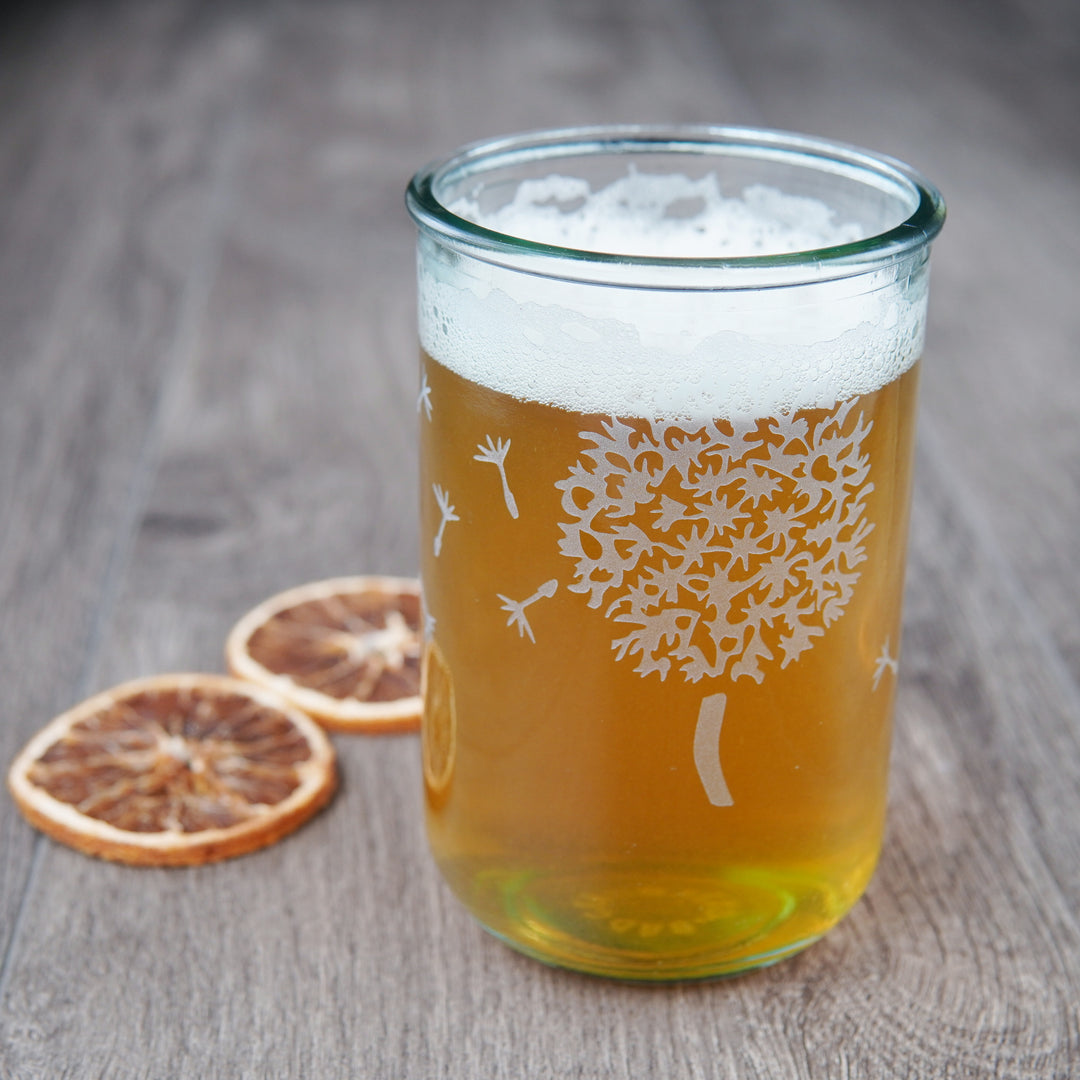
[7, 674, 336, 866]
[421, 640, 456, 804]
[225, 576, 423, 733]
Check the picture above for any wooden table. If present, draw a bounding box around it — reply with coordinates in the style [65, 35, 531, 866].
[2, 1, 1077, 1075]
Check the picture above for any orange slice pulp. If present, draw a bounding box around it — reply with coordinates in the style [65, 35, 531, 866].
[226, 576, 423, 733]
[7, 674, 337, 866]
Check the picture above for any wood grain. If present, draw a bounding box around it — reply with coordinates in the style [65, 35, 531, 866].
[0, 0, 265, 977]
[705, 0, 1080, 684]
[0, 0, 1077, 1076]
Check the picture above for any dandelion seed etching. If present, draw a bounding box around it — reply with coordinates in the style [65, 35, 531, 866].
[432, 484, 459, 557]
[417, 372, 433, 420]
[497, 579, 559, 643]
[872, 637, 898, 690]
[474, 435, 519, 519]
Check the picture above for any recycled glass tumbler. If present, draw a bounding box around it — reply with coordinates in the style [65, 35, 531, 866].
[406, 126, 944, 980]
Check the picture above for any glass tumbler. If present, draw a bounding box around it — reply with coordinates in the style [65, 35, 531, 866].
[406, 126, 944, 980]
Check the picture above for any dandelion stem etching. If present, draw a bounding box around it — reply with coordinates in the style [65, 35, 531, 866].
[498, 579, 559, 643]
[693, 694, 733, 807]
[474, 435, 519, 519]
[432, 484, 459, 557]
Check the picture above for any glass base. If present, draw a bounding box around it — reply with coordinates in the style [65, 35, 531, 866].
[451, 860, 856, 981]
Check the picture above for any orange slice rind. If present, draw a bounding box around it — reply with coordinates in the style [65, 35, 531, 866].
[7, 674, 337, 866]
[226, 576, 423, 734]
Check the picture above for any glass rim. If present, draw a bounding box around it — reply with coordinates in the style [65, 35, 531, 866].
[405, 124, 945, 284]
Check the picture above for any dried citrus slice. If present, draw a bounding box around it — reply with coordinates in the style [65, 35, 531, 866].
[225, 576, 423, 734]
[7, 674, 336, 866]
[421, 640, 456, 803]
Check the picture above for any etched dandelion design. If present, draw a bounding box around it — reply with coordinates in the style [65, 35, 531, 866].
[432, 484, 459, 557]
[417, 372, 433, 420]
[474, 435, 519, 519]
[872, 637, 898, 690]
[498, 579, 559, 643]
[556, 400, 875, 806]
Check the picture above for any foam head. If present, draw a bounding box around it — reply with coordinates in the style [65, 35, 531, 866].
[419, 169, 929, 420]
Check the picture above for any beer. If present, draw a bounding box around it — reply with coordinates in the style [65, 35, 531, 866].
[420, 349, 918, 979]
[407, 126, 944, 978]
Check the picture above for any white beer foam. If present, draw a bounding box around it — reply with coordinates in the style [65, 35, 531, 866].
[452, 172, 867, 258]
[420, 172, 926, 419]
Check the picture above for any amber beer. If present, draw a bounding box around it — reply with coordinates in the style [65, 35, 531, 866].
[407, 126, 944, 979]
[420, 349, 918, 978]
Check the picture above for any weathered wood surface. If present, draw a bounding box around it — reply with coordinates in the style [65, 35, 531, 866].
[1, 0, 1077, 1076]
